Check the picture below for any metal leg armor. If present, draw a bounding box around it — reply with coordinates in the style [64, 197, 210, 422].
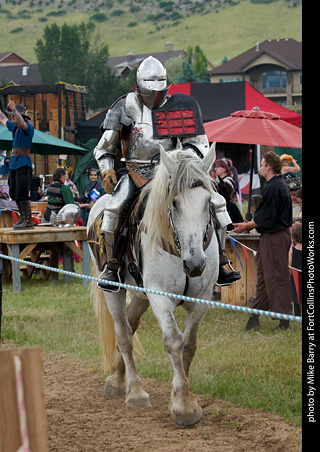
[211, 192, 241, 287]
[97, 174, 138, 292]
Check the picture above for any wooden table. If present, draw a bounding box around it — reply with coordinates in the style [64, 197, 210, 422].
[221, 232, 260, 306]
[0, 226, 90, 292]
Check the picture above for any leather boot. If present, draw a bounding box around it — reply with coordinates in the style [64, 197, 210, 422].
[13, 200, 34, 230]
[245, 314, 260, 331]
[14, 201, 25, 228]
[216, 246, 241, 286]
[272, 319, 290, 333]
[97, 226, 127, 292]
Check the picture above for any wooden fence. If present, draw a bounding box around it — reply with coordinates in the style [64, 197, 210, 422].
[0, 347, 48, 452]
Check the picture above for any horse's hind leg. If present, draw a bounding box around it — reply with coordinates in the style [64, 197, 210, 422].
[106, 292, 151, 408]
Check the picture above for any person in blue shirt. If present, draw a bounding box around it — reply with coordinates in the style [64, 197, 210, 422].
[0, 99, 35, 229]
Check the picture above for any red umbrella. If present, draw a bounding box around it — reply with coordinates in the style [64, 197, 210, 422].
[204, 107, 302, 148]
[204, 107, 302, 221]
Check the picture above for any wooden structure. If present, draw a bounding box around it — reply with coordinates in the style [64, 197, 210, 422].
[0, 226, 90, 292]
[221, 233, 260, 306]
[0, 347, 48, 452]
[0, 83, 87, 178]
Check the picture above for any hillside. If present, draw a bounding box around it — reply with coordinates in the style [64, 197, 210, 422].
[0, 0, 302, 67]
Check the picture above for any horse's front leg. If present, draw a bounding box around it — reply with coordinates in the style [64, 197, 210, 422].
[106, 291, 151, 408]
[181, 302, 210, 377]
[149, 294, 203, 426]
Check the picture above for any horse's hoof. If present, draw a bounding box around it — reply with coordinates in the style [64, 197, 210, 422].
[170, 406, 203, 426]
[104, 376, 126, 397]
[125, 390, 152, 408]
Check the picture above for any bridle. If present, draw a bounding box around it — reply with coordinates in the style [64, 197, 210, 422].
[167, 181, 215, 256]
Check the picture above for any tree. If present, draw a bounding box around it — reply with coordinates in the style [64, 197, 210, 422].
[34, 22, 121, 110]
[177, 62, 201, 83]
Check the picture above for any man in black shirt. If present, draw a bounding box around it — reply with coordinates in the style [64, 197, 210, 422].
[233, 151, 293, 332]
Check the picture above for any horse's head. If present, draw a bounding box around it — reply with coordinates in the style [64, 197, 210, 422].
[156, 143, 216, 277]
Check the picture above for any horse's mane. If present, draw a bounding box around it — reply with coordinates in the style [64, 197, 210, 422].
[137, 149, 215, 254]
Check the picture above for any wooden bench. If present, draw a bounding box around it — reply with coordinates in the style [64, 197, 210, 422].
[0, 226, 91, 292]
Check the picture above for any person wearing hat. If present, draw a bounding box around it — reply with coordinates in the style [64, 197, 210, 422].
[0, 98, 35, 229]
[283, 172, 302, 224]
[280, 154, 300, 175]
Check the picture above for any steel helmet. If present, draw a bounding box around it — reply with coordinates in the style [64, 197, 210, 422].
[136, 56, 168, 109]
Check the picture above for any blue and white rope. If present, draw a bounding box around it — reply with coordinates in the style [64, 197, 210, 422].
[0, 252, 302, 323]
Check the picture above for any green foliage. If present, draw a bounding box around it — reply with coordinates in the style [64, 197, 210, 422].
[10, 27, 24, 33]
[34, 21, 122, 110]
[110, 9, 124, 16]
[89, 12, 108, 22]
[177, 62, 201, 83]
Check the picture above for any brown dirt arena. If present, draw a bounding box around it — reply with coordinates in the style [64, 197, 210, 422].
[2, 343, 302, 451]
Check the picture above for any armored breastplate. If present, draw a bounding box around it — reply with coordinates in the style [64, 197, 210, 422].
[125, 93, 173, 163]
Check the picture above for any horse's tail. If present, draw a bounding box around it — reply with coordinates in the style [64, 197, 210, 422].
[90, 274, 144, 373]
[90, 278, 117, 373]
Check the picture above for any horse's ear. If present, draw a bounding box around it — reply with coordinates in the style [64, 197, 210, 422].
[199, 142, 216, 173]
[159, 144, 177, 176]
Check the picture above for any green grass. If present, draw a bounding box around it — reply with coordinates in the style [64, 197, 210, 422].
[0, 0, 302, 66]
[1, 267, 302, 426]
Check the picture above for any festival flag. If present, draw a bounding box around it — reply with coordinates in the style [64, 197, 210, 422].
[228, 236, 243, 270]
[291, 268, 301, 308]
[241, 243, 255, 283]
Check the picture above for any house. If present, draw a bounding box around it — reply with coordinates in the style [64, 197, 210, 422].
[208, 39, 302, 108]
[107, 42, 215, 79]
[107, 43, 187, 79]
[0, 52, 41, 86]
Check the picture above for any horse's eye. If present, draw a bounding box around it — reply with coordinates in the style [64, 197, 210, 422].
[172, 199, 177, 209]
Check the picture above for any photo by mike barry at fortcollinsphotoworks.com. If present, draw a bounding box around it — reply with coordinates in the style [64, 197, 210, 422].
[304, 221, 317, 428]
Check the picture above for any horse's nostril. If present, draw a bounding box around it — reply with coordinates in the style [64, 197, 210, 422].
[183, 258, 206, 278]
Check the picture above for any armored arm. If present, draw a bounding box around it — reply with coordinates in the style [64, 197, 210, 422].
[94, 97, 132, 193]
[181, 134, 210, 158]
[94, 130, 119, 193]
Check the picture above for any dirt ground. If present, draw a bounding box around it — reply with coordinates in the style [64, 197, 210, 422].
[2, 343, 302, 452]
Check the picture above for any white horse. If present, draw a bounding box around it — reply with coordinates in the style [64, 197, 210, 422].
[88, 143, 219, 426]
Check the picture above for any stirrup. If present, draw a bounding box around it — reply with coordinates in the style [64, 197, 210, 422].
[97, 267, 122, 293]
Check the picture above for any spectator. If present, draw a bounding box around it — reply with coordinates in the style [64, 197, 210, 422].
[42, 167, 80, 225]
[78, 168, 105, 226]
[0, 99, 35, 230]
[232, 151, 292, 332]
[212, 158, 243, 230]
[65, 171, 79, 200]
[296, 187, 302, 209]
[283, 172, 302, 225]
[280, 154, 300, 175]
[288, 223, 302, 317]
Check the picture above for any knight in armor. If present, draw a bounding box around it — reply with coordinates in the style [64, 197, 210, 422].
[94, 56, 240, 291]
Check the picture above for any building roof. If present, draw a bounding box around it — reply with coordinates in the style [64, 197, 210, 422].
[0, 51, 30, 65]
[107, 49, 186, 75]
[209, 38, 302, 75]
[0, 63, 41, 86]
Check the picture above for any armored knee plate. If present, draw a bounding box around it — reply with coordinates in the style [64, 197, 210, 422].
[211, 191, 231, 229]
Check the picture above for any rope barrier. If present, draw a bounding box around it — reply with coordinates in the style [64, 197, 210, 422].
[0, 251, 302, 322]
